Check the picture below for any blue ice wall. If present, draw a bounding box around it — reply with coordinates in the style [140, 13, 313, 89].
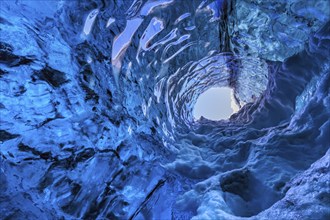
[0, 0, 329, 219]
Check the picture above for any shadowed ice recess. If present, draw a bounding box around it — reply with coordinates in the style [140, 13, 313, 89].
[0, 0, 330, 219]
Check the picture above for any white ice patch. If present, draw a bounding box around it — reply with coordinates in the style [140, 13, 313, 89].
[83, 9, 99, 36]
[106, 17, 115, 28]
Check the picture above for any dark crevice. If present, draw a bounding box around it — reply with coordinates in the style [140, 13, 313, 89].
[0, 42, 34, 67]
[34, 66, 68, 88]
[219, 0, 234, 53]
[129, 179, 166, 220]
[18, 143, 55, 161]
[220, 168, 283, 217]
[0, 130, 20, 142]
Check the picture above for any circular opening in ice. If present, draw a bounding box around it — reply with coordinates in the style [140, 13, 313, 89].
[193, 87, 239, 121]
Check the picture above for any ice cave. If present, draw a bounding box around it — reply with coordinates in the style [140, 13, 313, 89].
[0, 0, 329, 219]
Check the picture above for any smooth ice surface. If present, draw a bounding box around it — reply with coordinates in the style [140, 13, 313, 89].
[0, 0, 329, 219]
[193, 87, 236, 120]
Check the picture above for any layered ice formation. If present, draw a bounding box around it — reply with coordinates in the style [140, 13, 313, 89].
[0, 0, 329, 219]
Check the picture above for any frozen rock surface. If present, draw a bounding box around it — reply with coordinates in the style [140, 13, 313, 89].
[0, 0, 329, 219]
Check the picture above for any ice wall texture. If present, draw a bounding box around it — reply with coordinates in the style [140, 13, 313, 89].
[0, 0, 329, 219]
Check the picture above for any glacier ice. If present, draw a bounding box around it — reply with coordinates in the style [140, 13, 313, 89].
[0, 0, 329, 219]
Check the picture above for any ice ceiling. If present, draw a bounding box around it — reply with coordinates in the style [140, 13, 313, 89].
[0, 0, 330, 219]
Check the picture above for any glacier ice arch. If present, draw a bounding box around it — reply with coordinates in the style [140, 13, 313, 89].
[0, 0, 330, 219]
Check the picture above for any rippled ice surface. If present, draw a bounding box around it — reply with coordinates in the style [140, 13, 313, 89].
[0, 0, 330, 219]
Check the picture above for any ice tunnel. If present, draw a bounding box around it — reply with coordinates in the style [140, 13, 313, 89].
[0, 0, 330, 219]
